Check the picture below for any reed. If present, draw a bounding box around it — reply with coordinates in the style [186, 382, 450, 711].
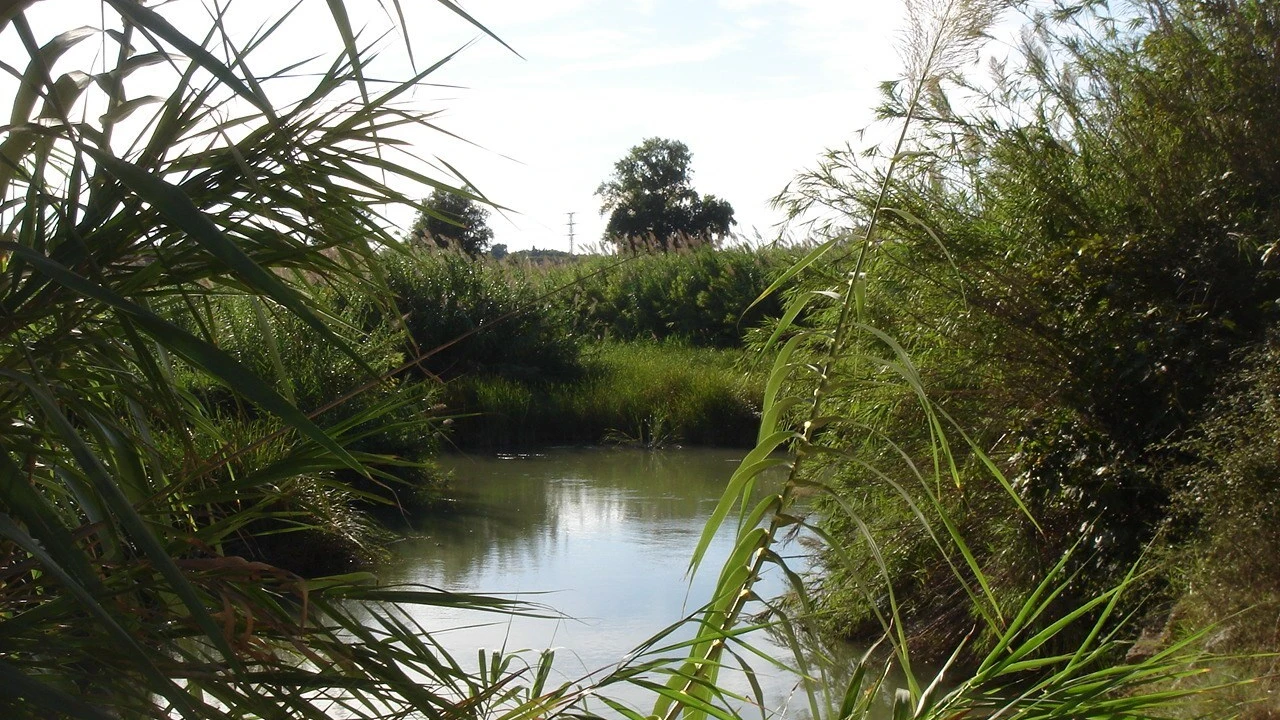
[764, 1, 1280, 709]
[640, 1, 1238, 719]
[535, 242, 796, 348]
[374, 248, 582, 382]
[0, 3, 566, 717]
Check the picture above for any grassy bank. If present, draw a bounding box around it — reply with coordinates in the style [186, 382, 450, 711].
[444, 342, 764, 449]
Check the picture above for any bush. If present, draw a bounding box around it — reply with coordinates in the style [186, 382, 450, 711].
[1164, 333, 1280, 656]
[374, 249, 582, 381]
[166, 289, 449, 568]
[539, 245, 794, 347]
[775, 0, 1280, 663]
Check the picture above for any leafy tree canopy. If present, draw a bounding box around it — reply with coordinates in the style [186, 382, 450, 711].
[596, 138, 736, 252]
[409, 189, 495, 257]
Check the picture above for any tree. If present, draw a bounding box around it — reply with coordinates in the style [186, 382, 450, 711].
[596, 138, 736, 252]
[409, 189, 495, 257]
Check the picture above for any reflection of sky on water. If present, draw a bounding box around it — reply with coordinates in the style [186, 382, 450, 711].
[377, 447, 821, 716]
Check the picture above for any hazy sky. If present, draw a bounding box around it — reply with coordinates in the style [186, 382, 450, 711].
[14, 0, 922, 252]
[396, 0, 907, 251]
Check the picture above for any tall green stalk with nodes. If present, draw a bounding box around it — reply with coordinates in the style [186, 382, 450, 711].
[643, 2, 1225, 719]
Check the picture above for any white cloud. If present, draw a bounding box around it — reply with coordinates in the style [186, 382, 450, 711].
[450, 0, 597, 28]
[566, 29, 751, 73]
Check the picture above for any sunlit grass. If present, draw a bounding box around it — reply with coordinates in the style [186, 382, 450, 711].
[446, 341, 764, 449]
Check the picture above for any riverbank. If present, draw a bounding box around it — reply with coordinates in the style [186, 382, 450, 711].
[443, 341, 765, 449]
[152, 245, 787, 577]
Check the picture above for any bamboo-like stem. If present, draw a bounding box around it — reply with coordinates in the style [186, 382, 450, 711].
[656, 8, 957, 719]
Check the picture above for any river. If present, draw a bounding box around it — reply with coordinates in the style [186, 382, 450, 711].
[378, 446, 863, 718]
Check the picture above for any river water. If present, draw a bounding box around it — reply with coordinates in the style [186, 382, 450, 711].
[379, 447, 849, 718]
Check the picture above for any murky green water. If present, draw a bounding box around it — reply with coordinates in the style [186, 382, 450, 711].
[380, 446, 840, 717]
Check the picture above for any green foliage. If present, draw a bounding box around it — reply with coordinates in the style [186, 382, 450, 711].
[0, 0, 1251, 717]
[0, 2, 568, 716]
[446, 342, 763, 448]
[409, 188, 495, 258]
[596, 137, 736, 252]
[1154, 331, 1280, 707]
[541, 245, 794, 347]
[649, 2, 1234, 718]
[508, 247, 574, 264]
[149, 413, 395, 576]
[168, 291, 449, 541]
[373, 249, 582, 382]
[766, 0, 1280, 668]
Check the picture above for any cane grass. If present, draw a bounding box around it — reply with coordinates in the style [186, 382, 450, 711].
[645, 2, 1226, 720]
[0, 2, 561, 717]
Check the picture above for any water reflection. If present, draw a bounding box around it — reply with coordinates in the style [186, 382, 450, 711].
[378, 447, 859, 717]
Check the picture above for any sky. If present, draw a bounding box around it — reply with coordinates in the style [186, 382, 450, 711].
[389, 0, 907, 252]
[11, 0, 935, 252]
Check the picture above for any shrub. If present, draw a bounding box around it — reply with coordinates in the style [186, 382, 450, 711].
[771, 0, 1280, 649]
[165, 290, 449, 566]
[541, 244, 794, 347]
[374, 249, 582, 381]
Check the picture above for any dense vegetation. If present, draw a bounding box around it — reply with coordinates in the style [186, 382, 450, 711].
[541, 243, 792, 347]
[771, 0, 1280, 694]
[370, 245, 790, 447]
[447, 341, 763, 448]
[0, 2, 520, 714]
[1, 0, 1273, 718]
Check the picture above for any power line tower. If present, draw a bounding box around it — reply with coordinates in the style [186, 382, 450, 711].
[566, 212, 576, 255]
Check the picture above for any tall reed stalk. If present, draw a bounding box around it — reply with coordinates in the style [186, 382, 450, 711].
[643, 2, 1222, 719]
[0, 3, 584, 717]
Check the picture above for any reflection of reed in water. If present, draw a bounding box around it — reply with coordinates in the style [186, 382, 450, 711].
[378, 447, 815, 714]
